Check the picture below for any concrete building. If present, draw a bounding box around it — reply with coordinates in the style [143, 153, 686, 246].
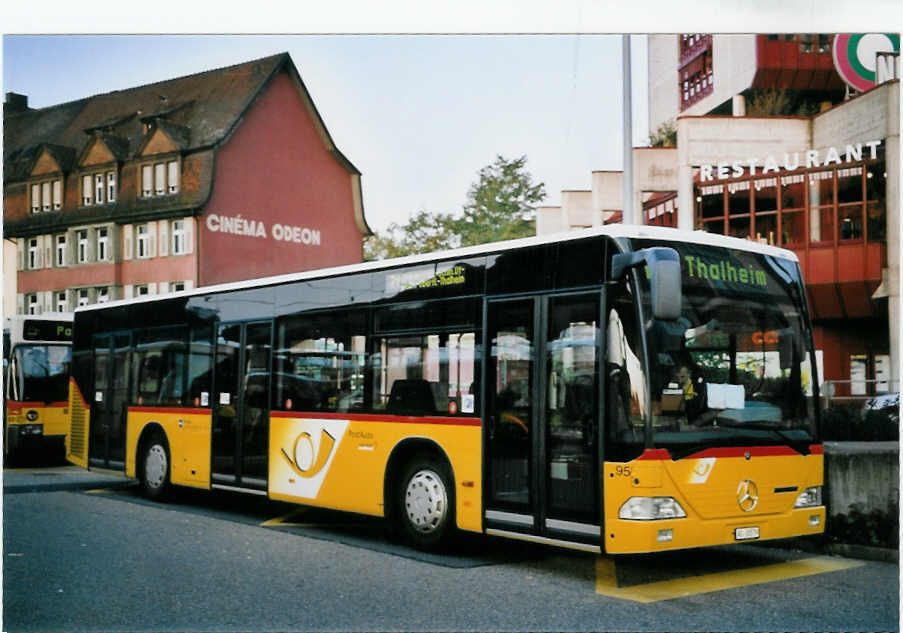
[538, 33, 899, 398]
[3, 53, 371, 315]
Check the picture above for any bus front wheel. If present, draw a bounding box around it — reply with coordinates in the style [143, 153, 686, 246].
[398, 456, 455, 550]
[140, 433, 171, 501]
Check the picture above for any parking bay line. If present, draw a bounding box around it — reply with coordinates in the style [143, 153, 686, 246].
[595, 555, 864, 603]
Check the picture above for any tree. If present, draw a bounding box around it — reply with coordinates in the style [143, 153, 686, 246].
[452, 154, 546, 247]
[363, 209, 458, 260]
[648, 120, 677, 147]
[363, 154, 546, 259]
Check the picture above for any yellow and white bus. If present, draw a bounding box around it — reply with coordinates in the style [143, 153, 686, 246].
[68, 226, 825, 553]
[4, 313, 73, 461]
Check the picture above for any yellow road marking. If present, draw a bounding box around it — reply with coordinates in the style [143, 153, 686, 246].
[260, 508, 309, 527]
[595, 555, 863, 603]
[84, 488, 118, 494]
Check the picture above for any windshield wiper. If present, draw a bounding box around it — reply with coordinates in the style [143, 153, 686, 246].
[716, 420, 808, 446]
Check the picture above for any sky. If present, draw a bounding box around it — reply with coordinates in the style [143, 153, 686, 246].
[2, 2, 893, 234]
[2, 34, 648, 233]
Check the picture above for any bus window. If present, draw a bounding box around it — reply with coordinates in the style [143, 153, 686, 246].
[606, 279, 646, 461]
[373, 332, 476, 417]
[275, 311, 367, 413]
[131, 327, 188, 406]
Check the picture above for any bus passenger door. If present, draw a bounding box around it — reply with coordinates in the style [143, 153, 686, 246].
[211, 321, 271, 492]
[89, 333, 130, 470]
[484, 293, 601, 548]
[542, 293, 601, 545]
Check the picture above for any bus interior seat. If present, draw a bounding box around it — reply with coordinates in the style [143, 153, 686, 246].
[386, 379, 438, 415]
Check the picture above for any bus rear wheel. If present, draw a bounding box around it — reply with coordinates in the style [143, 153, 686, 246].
[398, 456, 455, 550]
[140, 433, 171, 501]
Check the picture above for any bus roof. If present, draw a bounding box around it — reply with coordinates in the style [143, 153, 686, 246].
[77, 225, 800, 313]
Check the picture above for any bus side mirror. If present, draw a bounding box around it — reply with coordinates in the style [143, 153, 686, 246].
[612, 247, 682, 321]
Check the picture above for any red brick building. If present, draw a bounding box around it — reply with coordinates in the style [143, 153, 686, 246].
[3, 53, 371, 314]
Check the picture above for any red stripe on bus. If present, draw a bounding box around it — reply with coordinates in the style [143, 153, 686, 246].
[271, 410, 482, 427]
[682, 446, 804, 459]
[6, 400, 68, 408]
[809, 444, 824, 455]
[636, 449, 671, 460]
[128, 406, 211, 415]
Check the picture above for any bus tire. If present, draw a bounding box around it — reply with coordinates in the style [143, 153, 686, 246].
[398, 455, 455, 550]
[140, 432, 171, 501]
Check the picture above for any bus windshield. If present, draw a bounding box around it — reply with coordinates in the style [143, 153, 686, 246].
[9, 344, 71, 403]
[635, 240, 817, 455]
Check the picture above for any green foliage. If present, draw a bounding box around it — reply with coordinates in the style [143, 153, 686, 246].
[827, 501, 899, 549]
[451, 154, 546, 248]
[648, 120, 677, 147]
[363, 210, 458, 260]
[745, 90, 821, 117]
[820, 404, 899, 442]
[363, 155, 546, 260]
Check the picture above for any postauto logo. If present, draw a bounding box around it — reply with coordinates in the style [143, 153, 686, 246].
[271, 418, 349, 499]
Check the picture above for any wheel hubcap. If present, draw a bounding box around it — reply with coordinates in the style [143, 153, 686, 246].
[405, 469, 447, 533]
[145, 444, 167, 489]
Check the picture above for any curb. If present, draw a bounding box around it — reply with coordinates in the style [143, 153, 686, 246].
[825, 543, 899, 564]
[3, 480, 134, 495]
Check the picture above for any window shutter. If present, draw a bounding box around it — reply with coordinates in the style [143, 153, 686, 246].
[17, 239, 25, 271]
[147, 282, 157, 296]
[66, 230, 76, 266]
[184, 280, 194, 291]
[43, 235, 53, 269]
[148, 223, 157, 258]
[86, 228, 97, 263]
[16, 294, 24, 315]
[159, 281, 170, 294]
[184, 218, 194, 254]
[34, 238, 44, 268]
[124, 285, 134, 299]
[42, 291, 54, 312]
[110, 225, 121, 262]
[52, 180, 62, 210]
[123, 225, 133, 260]
[158, 220, 169, 257]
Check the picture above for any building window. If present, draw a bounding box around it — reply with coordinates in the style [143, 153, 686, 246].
[97, 227, 109, 262]
[26, 294, 39, 315]
[83, 175, 93, 205]
[168, 161, 179, 193]
[76, 230, 89, 264]
[172, 282, 186, 293]
[56, 291, 68, 312]
[142, 160, 179, 197]
[694, 157, 884, 249]
[136, 224, 150, 259]
[136, 284, 150, 296]
[77, 288, 90, 307]
[56, 234, 67, 267]
[107, 172, 116, 202]
[97, 287, 110, 303]
[171, 220, 186, 255]
[27, 238, 39, 270]
[142, 165, 153, 197]
[82, 171, 116, 206]
[31, 179, 62, 213]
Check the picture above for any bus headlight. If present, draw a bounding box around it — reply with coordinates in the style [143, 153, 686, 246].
[794, 486, 823, 508]
[619, 496, 687, 520]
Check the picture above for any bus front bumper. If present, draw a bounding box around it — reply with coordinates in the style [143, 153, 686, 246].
[604, 506, 826, 554]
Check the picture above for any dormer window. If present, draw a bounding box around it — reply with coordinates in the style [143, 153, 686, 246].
[82, 170, 117, 206]
[30, 178, 62, 213]
[141, 159, 180, 198]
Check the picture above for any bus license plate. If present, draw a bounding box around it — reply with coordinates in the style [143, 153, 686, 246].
[735, 527, 760, 541]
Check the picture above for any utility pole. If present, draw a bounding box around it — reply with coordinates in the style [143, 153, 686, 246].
[622, 34, 635, 225]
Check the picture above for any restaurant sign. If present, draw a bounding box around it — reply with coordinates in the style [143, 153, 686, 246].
[699, 139, 882, 182]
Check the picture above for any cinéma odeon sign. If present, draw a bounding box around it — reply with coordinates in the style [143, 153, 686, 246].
[206, 213, 321, 246]
[699, 139, 882, 182]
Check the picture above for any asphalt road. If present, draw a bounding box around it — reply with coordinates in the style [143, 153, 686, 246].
[3, 467, 899, 633]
